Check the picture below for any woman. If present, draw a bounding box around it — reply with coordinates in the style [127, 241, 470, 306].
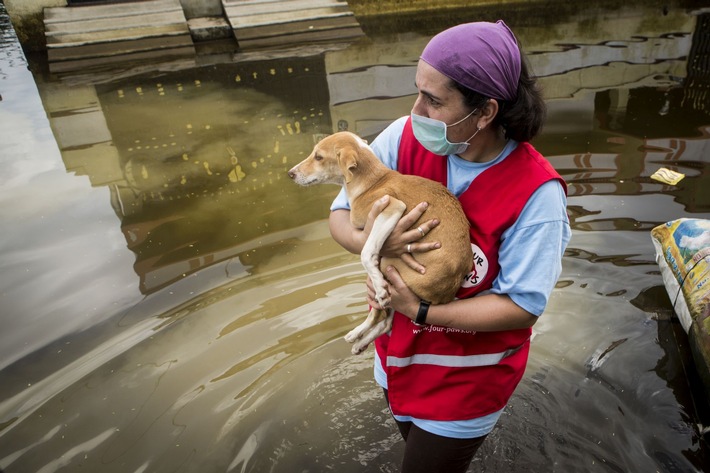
[329, 21, 570, 472]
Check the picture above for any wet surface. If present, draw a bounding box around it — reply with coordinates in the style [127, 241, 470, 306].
[1, 2, 710, 472]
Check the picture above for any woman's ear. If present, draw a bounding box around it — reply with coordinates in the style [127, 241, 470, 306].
[477, 98, 499, 130]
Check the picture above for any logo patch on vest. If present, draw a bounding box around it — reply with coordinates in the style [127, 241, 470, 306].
[461, 243, 488, 288]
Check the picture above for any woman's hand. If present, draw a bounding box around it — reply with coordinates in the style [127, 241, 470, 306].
[365, 276, 385, 310]
[366, 267, 420, 319]
[376, 200, 441, 274]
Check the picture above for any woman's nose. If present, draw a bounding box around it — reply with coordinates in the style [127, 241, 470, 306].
[411, 94, 426, 117]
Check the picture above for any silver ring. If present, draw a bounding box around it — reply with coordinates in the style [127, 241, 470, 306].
[407, 244, 412, 253]
[417, 226, 425, 237]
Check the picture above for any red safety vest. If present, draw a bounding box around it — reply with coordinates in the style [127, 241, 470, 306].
[374, 117, 567, 420]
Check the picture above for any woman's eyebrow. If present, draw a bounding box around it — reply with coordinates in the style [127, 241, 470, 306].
[415, 82, 443, 103]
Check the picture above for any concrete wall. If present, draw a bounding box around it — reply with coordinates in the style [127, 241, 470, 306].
[5, 0, 64, 51]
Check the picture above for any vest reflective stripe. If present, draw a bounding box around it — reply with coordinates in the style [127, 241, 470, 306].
[386, 342, 526, 369]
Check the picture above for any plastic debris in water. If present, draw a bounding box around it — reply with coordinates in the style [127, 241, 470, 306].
[651, 167, 685, 185]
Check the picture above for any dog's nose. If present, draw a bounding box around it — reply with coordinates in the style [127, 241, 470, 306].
[287, 169, 296, 179]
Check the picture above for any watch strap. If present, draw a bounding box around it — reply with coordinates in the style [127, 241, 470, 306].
[415, 300, 430, 325]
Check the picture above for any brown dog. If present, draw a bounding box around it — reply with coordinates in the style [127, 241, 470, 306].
[288, 131, 472, 354]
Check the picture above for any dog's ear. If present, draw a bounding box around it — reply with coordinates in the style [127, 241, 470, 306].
[336, 147, 358, 184]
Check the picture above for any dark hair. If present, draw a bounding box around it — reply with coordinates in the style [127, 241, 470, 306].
[453, 49, 546, 142]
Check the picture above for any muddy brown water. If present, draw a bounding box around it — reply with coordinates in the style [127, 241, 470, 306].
[1, 2, 710, 472]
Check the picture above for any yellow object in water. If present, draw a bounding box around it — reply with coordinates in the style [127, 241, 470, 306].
[651, 167, 685, 185]
[228, 165, 246, 183]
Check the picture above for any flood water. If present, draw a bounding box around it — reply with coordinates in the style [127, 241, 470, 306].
[2, 2, 710, 472]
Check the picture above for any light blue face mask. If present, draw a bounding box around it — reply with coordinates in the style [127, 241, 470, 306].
[411, 108, 480, 156]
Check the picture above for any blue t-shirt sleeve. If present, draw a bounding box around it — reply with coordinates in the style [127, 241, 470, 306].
[490, 179, 570, 316]
[329, 117, 407, 211]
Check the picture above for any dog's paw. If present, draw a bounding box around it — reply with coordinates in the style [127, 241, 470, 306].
[344, 328, 360, 344]
[373, 281, 390, 307]
[375, 293, 390, 309]
[351, 341, 369, 355]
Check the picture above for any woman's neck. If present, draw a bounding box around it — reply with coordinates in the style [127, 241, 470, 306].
[458, 127, 508, 163]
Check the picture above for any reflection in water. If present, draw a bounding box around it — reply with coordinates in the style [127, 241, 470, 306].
[2, 3, 710, 472]
[94, 57, 338, 294]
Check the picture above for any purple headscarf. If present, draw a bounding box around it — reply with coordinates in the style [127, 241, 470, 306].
[420, 20, 521, 102]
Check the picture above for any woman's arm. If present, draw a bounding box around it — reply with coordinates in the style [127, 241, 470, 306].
[329, 208, 367, 255]
[371, 181, 568, 332]
[369, 265, 538, 331]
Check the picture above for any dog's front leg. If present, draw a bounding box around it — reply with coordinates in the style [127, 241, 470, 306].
[360, 198, 407, 308]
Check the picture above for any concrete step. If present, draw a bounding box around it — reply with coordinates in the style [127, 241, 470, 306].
[222, 0, 363, 49]
[187, 16, 234, 42]
[44, 0, 183, 23]
[44, 0, 194, 69]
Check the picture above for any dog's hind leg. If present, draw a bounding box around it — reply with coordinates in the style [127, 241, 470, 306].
[344, 306, 381, 344]
[360, 197, 407, 308]
[350, 308, 393, 355]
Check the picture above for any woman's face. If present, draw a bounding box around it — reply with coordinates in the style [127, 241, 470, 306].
[412, 59, 478, 144]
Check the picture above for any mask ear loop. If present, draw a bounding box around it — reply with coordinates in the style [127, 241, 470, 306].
[446, 108, 481, 146]
[462, 125, 483, 144]
[447, 108, 479, 128]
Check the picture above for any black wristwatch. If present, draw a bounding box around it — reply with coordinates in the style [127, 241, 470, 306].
[415, 300, 430, 325]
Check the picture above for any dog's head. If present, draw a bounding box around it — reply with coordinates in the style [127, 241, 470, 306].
[287, 132, 368, 187]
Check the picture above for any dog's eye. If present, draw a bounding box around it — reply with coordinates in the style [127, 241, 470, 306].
[314, 154, 323, 161]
